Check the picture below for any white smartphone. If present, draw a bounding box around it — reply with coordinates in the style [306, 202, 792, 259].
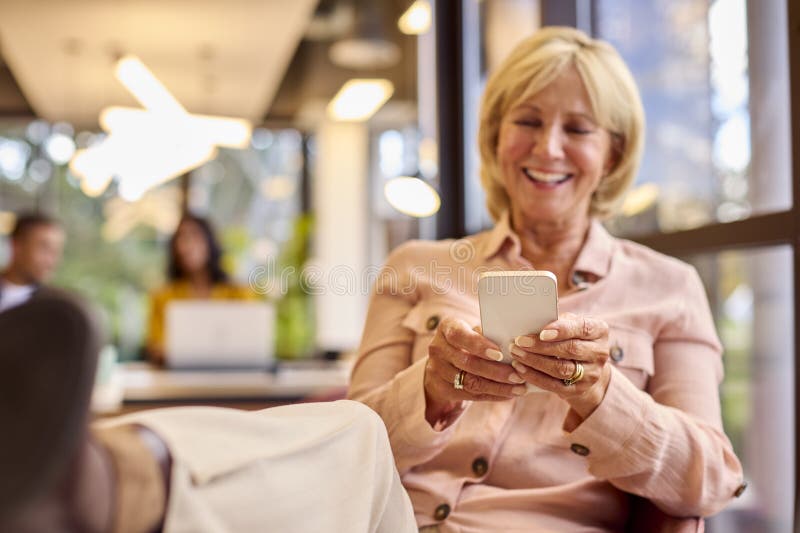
[478, 271, 559, 366]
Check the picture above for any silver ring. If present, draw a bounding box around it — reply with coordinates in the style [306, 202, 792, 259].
[453, 370, 466, 390]
[562, 361, 585, 386]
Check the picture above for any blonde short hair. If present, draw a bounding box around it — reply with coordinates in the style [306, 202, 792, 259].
[478, 26, 645, 221]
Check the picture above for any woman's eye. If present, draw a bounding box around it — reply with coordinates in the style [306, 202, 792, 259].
[566, 125, 593, 135]
[514, 119, 541, 128]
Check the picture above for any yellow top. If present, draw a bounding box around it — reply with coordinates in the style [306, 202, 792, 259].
[145, 280, 257, 360]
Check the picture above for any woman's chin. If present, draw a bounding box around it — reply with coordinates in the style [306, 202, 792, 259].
[511, 203, 588, 228]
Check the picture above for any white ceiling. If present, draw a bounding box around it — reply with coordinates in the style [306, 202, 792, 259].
[0, 0, 318, 127]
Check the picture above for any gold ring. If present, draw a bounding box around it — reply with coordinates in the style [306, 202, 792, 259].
[562, 361, 584, 386]
[453, 370, 466, 390]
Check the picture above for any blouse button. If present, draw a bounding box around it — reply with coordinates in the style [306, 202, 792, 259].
[426, 315, 440, 331]
[472, 457, 489, 476]
[434, 503, 451, 520]
[570, 443, 590, 456]
[610, 345, 624, 362]
[571, 271, 591, 291]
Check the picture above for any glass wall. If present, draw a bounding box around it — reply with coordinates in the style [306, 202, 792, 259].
[0, 119, 306, 360]
[461, 0, 542, 234]
[689, 246, 794, 532]
[596, 0, 791, 237]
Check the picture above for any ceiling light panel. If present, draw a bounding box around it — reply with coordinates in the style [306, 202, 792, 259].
[327, 79, 394, 122]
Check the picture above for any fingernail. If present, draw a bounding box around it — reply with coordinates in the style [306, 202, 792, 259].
[508, 373, 525, 384]
[511, 360, 527, 374]
[540, 329, 558, 341]
[485, 348, 504, 361]
[509, 344, 525, 357]
[514, 335, 533, 347]
[512, 386, 527, 396]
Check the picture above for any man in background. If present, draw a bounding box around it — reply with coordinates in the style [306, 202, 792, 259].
[0, 212, 65, 312]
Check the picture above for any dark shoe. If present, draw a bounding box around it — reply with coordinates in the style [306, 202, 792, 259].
[0, 288, 101, 524]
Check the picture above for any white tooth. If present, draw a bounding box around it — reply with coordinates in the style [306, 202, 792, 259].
[524, 169, 568, 183]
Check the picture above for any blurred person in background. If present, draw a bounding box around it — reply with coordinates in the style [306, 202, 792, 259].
[0, 212, 65, 313]
[349, 27, 743, 532]
[145, 213, 254, 364]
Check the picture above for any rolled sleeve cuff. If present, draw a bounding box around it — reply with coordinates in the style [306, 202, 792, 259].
[392, 356, 462, 450]
[566, 366, 650, 462]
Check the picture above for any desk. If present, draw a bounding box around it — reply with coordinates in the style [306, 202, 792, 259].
[94, 360, 352, 415]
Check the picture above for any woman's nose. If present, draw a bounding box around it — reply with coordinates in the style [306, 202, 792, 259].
[532, 125, 565, 160]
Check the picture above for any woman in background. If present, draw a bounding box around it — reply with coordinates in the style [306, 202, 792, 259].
[145, 213, 253, 364]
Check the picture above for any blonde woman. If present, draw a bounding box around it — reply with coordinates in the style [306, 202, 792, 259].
[349, 27, 744, 532]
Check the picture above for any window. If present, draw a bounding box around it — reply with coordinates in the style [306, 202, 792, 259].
[461, 0, 542, 234]
[596, 0, 791, 237]
[689, 246, 794, 532]
[0, 119, 306, 360]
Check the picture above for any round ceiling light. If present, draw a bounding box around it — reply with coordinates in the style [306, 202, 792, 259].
[384, 176, 441, 218]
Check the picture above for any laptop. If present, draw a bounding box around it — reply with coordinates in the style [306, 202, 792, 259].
[164, 301, 275, 370]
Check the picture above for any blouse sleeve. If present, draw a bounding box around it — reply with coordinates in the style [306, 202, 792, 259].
[347, 243, 463, 474]
[565, 266, 744, 517]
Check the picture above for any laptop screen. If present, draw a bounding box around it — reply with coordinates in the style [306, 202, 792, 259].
[165, 301, 275, 369]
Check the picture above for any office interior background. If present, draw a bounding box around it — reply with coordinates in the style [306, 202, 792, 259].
[0, 0, 796, 531]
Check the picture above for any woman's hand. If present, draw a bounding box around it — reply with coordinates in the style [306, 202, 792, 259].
[509, 312, 611, 420]
[423, 317, 527, 427]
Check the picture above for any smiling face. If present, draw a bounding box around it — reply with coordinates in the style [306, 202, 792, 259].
[496, 65, 615, 231]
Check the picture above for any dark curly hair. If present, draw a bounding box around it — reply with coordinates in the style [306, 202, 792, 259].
[167, 214, 229, 284]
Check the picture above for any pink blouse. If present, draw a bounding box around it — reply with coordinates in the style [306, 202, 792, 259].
[348, 212, 744, 533]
